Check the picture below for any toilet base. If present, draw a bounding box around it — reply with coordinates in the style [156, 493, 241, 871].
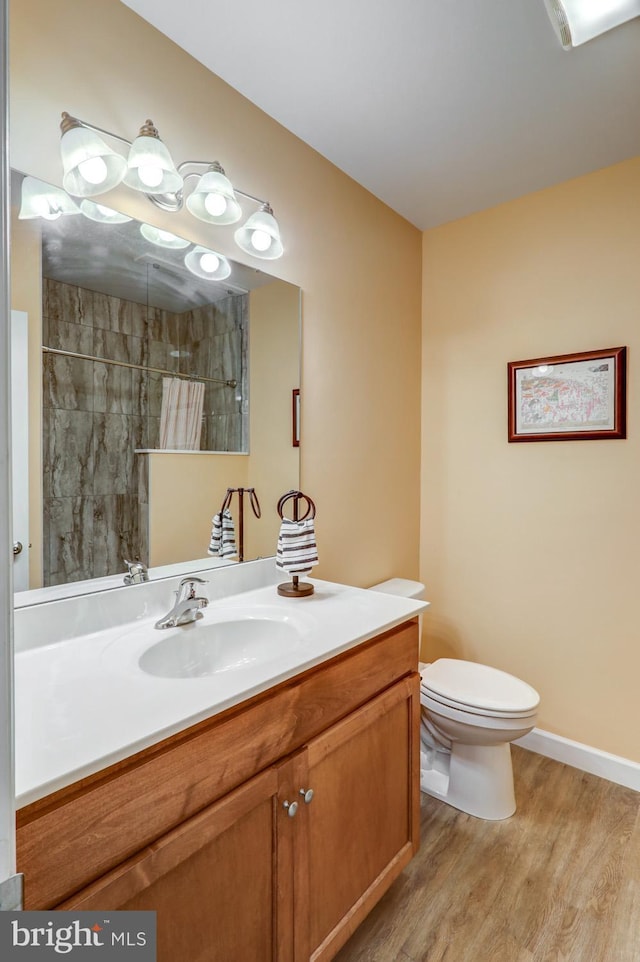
[420, 741, 516, 820]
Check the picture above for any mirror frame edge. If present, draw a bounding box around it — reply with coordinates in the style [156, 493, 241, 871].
[0, 0, 18, 880]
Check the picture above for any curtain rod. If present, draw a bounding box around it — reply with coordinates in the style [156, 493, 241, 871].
[41, 345, 238, 388]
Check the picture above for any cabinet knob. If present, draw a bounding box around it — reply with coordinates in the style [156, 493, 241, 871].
[299, 788, 314, 804]
[283, 800, 298, 818]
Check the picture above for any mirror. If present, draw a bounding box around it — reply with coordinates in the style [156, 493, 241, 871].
[10, 170, 301, 604]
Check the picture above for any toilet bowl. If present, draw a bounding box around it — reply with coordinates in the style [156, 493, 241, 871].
[367, 580, 539, 820]
[420, 659, 539, 820]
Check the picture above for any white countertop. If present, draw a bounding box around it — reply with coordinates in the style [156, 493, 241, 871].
[15, 575, 427, 807]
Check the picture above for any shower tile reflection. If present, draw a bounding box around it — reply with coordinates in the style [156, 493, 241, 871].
[42, 278, 248, 586]
[45, 497, 94, 587]
[45, 409, 94, 499]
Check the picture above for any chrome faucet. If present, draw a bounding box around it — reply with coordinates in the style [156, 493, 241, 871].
[123, 559, 149, 586]
[155, 576, 209, 629]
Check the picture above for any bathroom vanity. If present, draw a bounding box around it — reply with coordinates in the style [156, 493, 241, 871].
[15, 568, 424, 962]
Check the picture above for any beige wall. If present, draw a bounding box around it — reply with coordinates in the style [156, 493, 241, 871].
[247, 281, 300, 560]
[421, 157, 640, 761]
[148, 278, 299, 566]
[10, 0, 422, 589]
[148, 453, 248, 566]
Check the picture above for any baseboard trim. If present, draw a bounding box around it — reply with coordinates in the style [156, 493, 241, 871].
[515, 728, 640, 792]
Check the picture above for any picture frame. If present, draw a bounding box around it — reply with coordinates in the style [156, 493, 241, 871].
[292, 388, 300, 447]
[507, 346, 627, 442]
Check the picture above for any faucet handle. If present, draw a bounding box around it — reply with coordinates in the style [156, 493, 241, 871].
[177, 576, 208, 600]
[123, 559, 149, 586]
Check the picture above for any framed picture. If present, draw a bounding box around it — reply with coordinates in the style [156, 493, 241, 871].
[507, 346, 627, 442]
[292, 388, 300, 447]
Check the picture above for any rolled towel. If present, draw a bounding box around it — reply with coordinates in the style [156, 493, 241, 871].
[276, 517, 319, 575]
[208, 508, 237, 558]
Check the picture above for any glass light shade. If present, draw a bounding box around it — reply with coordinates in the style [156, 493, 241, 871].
[61, 125, 128, 197]
[544, 0, 640, 48]
[18, 176, 80, 220]
[186, 167, 242, 225]
[184, 246, 232, 281]
[140, 223, 191, 249]
[80, 200, 132, 224]
[234, 206, 284, 260]
[123, 121, 183, 194]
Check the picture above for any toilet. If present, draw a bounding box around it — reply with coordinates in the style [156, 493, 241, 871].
[369, 579, 540, 821]
[419, 658, 539, 819]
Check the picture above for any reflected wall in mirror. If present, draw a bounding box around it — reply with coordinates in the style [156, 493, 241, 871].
[10, 170, 300, 601]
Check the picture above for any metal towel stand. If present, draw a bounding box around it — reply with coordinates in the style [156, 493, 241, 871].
[219, 487, 261, 562]
[277, 489, 316, 598]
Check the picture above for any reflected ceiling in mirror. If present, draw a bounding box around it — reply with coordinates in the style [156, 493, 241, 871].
[10, 170, 301, 604]
[37, 196, 271, 314]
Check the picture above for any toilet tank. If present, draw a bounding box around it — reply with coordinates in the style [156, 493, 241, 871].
[368, 578, 425, 600]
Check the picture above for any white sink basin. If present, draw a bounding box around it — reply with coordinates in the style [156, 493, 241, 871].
[138, 610, 306, 679]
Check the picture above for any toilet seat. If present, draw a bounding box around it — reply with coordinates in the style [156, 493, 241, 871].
[420, 659, 540, 716]
[422, 687, 539, 720]
[421, 689, 538, 729]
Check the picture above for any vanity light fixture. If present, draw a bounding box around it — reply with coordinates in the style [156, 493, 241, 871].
[140, 223, 191, 249]
[141, 224, 230, 280]
[184, 246, 232, 281]
[56, 111, 284, 259]
[543, 0, 640, 48]
[185, 162, 242, 225]
[122, 119, 183, 195]
[18, 176, 80, 220]
[234, 203, 284, 260]
[60, 112, 128, 197]
[79, 200, 132, 224]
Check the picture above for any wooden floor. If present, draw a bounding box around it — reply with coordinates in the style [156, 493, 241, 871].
[334, 746, 640, 962]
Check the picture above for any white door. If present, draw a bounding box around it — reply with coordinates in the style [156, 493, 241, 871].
[0, 0, 18, 906]
[10, 311, 29, 592]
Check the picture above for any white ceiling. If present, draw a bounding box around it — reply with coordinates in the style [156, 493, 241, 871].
[120, 0, 640, 229]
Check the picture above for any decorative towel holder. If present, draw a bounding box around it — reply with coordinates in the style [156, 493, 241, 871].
[277, 489, 316, 598]
[219, 487, 261, 562]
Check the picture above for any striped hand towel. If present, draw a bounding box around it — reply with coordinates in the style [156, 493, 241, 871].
[276, 517, 319, 575]
[208, 508, 237, 558]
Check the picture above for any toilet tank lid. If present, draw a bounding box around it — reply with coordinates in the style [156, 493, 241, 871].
[368, 578, 425, 600]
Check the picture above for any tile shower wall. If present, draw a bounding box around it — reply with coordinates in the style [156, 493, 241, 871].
[42, 278, 247, 586]
[147, 293, 248, 452]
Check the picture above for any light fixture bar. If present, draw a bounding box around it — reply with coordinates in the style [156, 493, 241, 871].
[178, 165, 267, 205]
[147, 160, 271, 215]
[234, 187, 268, 206]
[57, 111, 284, 258]
[61, 113, 132, 149]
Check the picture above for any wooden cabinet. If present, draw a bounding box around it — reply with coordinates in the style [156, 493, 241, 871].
[300, 678, 418, 962]
[61, 766, 289, 962]
[17, 621, 420, 962]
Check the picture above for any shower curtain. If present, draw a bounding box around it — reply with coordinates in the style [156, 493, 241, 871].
[159, 377, 205, 450]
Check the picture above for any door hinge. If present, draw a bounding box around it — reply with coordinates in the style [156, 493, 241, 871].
[0, 874, 24, 911]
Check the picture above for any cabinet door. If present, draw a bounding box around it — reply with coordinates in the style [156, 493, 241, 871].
[297, 674, 420, 962]
[61, 764, 295, 962]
